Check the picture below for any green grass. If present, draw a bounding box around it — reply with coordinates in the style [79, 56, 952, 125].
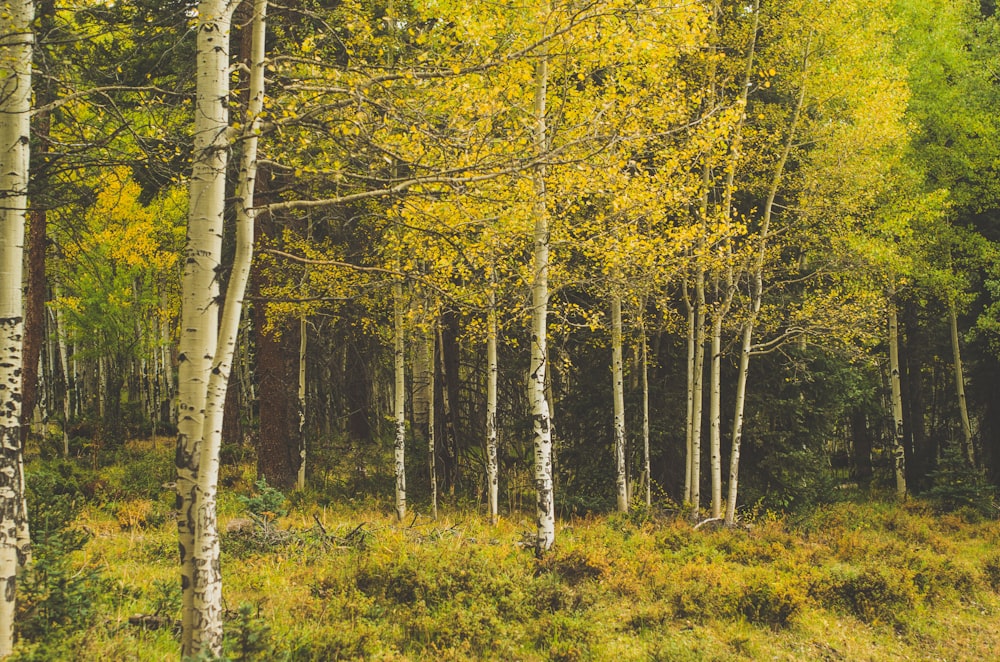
[14, 445, 1000, 660]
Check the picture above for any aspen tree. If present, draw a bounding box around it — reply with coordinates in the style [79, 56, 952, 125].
[393, 280, 407, 521]
[611, 295, 628, 512]
[0, 0, 33, 655]
[530, 2, 555, 554]
[887, 283, 907, 496]
[176, 0, 266, 654]
[486, 285, 500, 524]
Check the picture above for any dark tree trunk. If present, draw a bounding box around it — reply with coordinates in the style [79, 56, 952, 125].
[252, 308, 301, 489]
[439, 315, 461, 495]
[222, 365, 244, 449]
[248, 158, 301, 489]
[21, 0, 56, 442]
[850, 407, 873, 489]
[901, 303, 931, 491]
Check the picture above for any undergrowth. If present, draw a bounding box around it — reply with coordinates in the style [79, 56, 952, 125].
[11, 443, 1000, 660]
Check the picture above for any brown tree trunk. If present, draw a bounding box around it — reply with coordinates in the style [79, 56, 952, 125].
[251, 270, 302, 490]
[21, 0, 56, 443]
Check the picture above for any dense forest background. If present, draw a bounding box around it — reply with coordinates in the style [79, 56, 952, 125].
[25, 0, 1000, 518]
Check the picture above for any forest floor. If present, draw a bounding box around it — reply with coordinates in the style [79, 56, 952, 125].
[13, 439, 1000, 660]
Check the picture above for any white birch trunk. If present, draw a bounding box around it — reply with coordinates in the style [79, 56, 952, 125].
[724, 75, 806, 527]
[54, 286, 71, 456]
[181, 0, 263, 655]
[684, 286, 695, 503]
[641, 321, 651, 507]
[176, 1, 235, 651]
[297, 313, 307, 490]
[709, 309, 723, 518]
[486, 290, 499, 524]
[426, 323, 437, 520]
[529, 28, 555, 554]
[393, 281, 406, 521]
[725, 322, 752, 525]
[611, 296, 628, 512]
[888, 291, 907, 497]
[949, 302, 974, 466]
[690, 270, 706, 518]
[0, 2, 33, 653]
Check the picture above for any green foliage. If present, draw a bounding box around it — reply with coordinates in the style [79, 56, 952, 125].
[925, 446, 997, 517]
[238, 479, 288, 521]
[224, 603, 272, 662]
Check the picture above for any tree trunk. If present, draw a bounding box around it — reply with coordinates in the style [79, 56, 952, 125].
[393, 281, 406, 522]
[426, 323, 437, 520]
[55, 289, 71, 456]
[888, 290, 907, 497]
[437, 323, 459, 496]
[0, 1, 33, 653]
[709, 308, 723, 518]
[529, 25, 555, 554]
[683, 283, 695, 503]
[611, 295, 628, 512]
[724, 69, 806, 527]
[297, 313, 307, 490]
[949, 302, 974, 466]
[177, 0, 263, 655]
[690, 270, 706, 518]
[851, 407, 873, 489]
[486, 291, 499, 524]
[641, 319, 651, 507]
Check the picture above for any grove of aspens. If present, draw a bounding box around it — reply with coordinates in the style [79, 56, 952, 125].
[4, 0, 1000, 659]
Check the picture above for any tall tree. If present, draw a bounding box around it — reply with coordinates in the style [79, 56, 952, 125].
[0, 0, 34, 655]
[175, 0, 266, 655]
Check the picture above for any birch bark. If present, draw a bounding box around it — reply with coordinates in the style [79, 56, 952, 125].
[0, 1, 33, 654]
[486, 289, 499, 524]
[529, 19, 555, 553]
[725, 63, 806, 527]
[426, 323, 437, 520]
[888, 288, 907, 497]
[949, 302, 974, 466]
[178, 0, 265, 655]
[611, 296, 628, 512]
[393, 281, 407, 521]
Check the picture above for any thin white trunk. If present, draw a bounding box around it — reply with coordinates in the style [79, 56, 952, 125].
[56, 298, 71, 456]
[725, 69, 806, 527]
[426, 323, 437, 520]
[0, 2, 33, 654]
[949, 302, 974, 466]
[641, 321, 651, 507]
[709, 309, 723, 518]
[684, 285, 695, 503]
[690, 270, 705, 518]
[611, 296, 628, 512]
[297, 313, 307, 490]
[888, 292, 906, 497]
[486, 290, 499, 524]
[725, 322, 752, 525]
[529, 25, 555, 554]
[393, 281, 406, 521]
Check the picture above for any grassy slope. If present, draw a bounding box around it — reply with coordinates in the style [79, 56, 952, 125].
[14, 447, 1000, 660]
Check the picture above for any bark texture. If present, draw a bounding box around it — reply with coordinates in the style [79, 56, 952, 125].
[486, 295, 499, 524]
[611, 296, 628, 512]
[530, 32, 555, 554]
[0, 1, 33, 654]
[393, 281, 406, 521]
[888, 294, 907, 497]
